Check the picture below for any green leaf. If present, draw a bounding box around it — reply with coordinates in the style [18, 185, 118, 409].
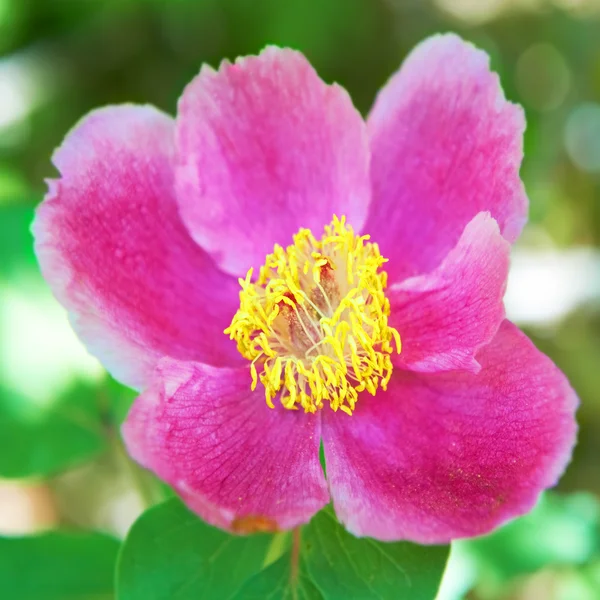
[117, 498, 275, 600]
[0, 381, 107, 479]
[0, 531, 120, 600]
[463, 492, 600, 581]
[105, 375, 137, 425]
[236, 553, 322, 599]
[0, 204, 37, 277]
[302, 507, 450, 600]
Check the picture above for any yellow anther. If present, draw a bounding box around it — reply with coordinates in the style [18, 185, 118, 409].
[250, 360, 259, 391]
[390, 327, 402, 354]
[224, 215, 401, 415]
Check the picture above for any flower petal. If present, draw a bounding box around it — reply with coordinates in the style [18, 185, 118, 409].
[364, 33, 528, 282]
[323, 321, 577, 543]
[389, 212, 509, 374]
[122, 359, 329, 532]
[33, 105, 242, 391]
[175, 47, 371, 277]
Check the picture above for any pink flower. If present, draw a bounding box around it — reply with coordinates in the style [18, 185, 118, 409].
[33, 34, 577, 543]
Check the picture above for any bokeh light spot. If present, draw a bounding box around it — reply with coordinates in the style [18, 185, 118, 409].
[564, 102, 600, 172]
[516, 43, 571, 111]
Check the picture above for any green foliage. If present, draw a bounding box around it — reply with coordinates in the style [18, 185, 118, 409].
[116, 498, 275, 599]
[117, 500, 449, 599]
[0, 531, 120, 600]
[0, 382, 107, 479]
[236, 552, 322, 599]
[303, 508, 450, 600]
[1, 1, 600, 599]
[0, 204, 109, 478]
[105, 376, 137, 425]
[0, 205, 36, 276]
[464, 492, 600, 582]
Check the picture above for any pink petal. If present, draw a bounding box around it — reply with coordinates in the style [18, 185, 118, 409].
[389, 212, 509, 374]
[122, 358, 328, 532]
[364, 33, 528, 282]
[33, 105, 242, 391]
[323, 321, 577, 543]
[175, 47, 371, 277]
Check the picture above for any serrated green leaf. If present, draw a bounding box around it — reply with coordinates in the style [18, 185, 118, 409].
[303, 507, 450, 600]
[116, 498, 275, 600]
[235, 553, 322, 599]
[0, 531, 120, 600]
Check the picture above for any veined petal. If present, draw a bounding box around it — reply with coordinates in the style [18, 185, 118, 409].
[122, 359, 329, 532]
[364, 33, 527, 282]
[175, 46, 371, 278]
[323, 321, 577, 543]
[33, 105, 242, 391]
[389, 212, 509, 374]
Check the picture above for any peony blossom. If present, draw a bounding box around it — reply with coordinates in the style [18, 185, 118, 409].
[33, 34, 577, 543]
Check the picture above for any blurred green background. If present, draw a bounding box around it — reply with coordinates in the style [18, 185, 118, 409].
[0, 0, 599, 598]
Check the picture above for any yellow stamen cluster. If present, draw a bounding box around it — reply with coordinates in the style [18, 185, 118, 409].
[224, 215, 401, 415]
